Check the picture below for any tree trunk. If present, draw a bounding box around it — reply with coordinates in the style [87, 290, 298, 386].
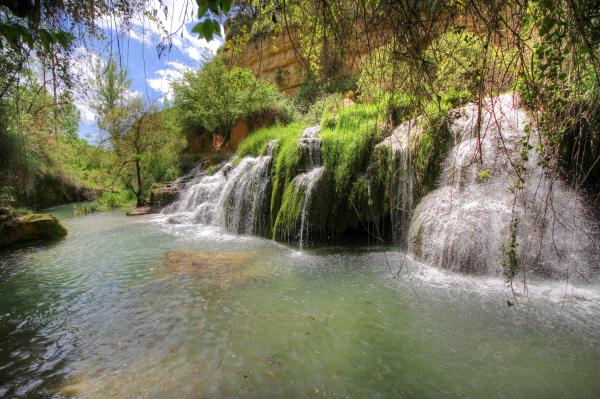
[135, 158, 143, 207]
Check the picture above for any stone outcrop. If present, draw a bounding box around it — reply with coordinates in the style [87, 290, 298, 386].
[184, 108, 290, 157]
[221, 32, 306, 93]
[0, 209, 67, 248]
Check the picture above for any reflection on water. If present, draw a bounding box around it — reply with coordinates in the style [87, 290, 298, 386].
[0, 209, 599, 397]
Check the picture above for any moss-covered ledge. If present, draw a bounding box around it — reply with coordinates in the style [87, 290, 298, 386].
[0, 209, 67, 248]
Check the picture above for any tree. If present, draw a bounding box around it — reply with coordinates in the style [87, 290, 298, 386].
[172, 56, 291, 141]
[107, 97, 167, 206]
[90, 56, 131, 146]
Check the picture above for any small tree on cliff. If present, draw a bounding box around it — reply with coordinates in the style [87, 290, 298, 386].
[172, 56, 292, 143]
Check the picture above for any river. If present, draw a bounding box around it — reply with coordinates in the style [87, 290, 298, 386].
[0, 207, 599, 397]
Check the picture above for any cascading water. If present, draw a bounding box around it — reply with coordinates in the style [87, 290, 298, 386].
[165, 140, 277, 236]
[377, 118, 420, 245]
[166, 126, 328, 246]
[288, 125, 326, 248]
[214, 140, 278, 235]
[408, 93, 597, 278]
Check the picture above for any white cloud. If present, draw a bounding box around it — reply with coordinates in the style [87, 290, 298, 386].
[76, 102, 97, 123]
[146, 61, 190, 102]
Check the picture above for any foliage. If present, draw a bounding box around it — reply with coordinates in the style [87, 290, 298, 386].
[302, 93, 344, 126]
[269, 126, 304, 230]
[501, 217, 520, 283]
[412, 107, 450, 198]
[272, 179, 304, 242]
[173, 56, 293, 139]
[517, 0, 600, 191]
[295, 74, 357, 112]
[192, 0, 232, 41]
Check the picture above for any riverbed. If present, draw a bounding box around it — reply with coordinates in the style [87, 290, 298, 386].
[1, 208, 599, 397]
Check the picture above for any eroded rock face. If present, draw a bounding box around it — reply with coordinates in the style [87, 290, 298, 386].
[0, 212, 67, 248]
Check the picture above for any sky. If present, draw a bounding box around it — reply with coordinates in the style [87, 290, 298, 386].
[73, 0, 224, 140]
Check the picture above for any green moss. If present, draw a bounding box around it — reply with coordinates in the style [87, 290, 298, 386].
[348, 177, 370, 217]
[368, 144, 393, 217]
[478, 169, 491, 182]
[19, 214, 67, 238]
[320, 102, 386, 197]
[412, 109, 450, 197]
[205, 164, 221, 175]
[270, 132, 303, 230]
[272, 181, 305, 242]
[410, 225, 424, 258]
[235, 123, 305, 159]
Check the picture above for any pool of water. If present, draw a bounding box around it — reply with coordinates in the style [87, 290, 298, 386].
[1, 208, 599, 397]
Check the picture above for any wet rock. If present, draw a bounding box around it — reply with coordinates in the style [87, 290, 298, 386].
[148, 184, 180, 209]
[126, 206, 153, 216]
[0, 213, 67, 248]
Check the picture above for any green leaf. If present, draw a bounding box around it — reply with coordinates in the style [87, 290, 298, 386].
[197, 0, 209, 18]
[144, 10, 157, 22]
[191, 22, 203, 35]
[38, 29, 53, 53]
[208, 0, 219, 13]
[51, 31, 73, 49]
[201, 20, 214, 41]
[220, 0, 232, 15]
[0, 23, 20, 49]
[211, 19, 222, 37]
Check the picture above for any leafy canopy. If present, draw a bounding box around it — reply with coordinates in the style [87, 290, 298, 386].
[172, 56, 292, 134]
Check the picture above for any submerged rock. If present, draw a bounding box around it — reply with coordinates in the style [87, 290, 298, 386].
[0, 212, 67, 248]
[159, 250, 267, 287]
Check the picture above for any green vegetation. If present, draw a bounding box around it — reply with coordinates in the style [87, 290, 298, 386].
[478, 170, 491, 182]
[320, 102, 386, 195]
[73, 191, 136, 215]
[235, 123, 305, 159]
[172, 56, 294, 141]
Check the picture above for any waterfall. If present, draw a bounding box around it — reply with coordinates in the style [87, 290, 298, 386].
[165, 126, 328, 247]
[408, 94, 597, 278]
[294, 166, 326, 248]
[377, 118, 420, 245]
[291, 125, 326, 248]
[165, 140, 277, 237]
[215, 140, 277, 235]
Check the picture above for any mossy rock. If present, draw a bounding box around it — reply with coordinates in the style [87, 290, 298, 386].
[0, 213, 67, 248]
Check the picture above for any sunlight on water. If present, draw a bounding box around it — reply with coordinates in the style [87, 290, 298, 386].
[1, 209, 599, 397]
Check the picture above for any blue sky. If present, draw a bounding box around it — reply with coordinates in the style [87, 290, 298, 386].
[74, 0, 224, 139]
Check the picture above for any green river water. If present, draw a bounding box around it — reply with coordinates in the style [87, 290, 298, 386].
[0, 207, 599, 398]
